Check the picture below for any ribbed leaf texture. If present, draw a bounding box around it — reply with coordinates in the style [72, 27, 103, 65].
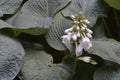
[0, 34, 25, 80]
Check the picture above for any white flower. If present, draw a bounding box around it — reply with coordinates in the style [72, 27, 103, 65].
[75, 36, 92, 56]
[82, 37, 92, 50]
[70, 15, 76, 19]
[74, 21, 79, 24]
[82, 24, 87, 28]
[86, 28, 93, 34]
[83, 19, 90, 24]
[79, 56, 91, 63]
[81, 26, 85, 30]
[64, 27, 73, 33]
[76, 26, 80, 30]
[72, 34, 77, 41]
[75, 43, 83, 56]
[61, 35, 71, 45]
[77, 32, 80, 37]
[86, 33, 92, 38]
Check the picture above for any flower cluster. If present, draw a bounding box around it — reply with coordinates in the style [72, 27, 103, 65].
[61, 12, 93, 56]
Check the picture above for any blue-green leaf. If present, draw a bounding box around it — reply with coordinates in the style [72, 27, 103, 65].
[0, 0, 23, 17]
[20, 49, 71, 80]
[94, 65, 120, 80]
[6, 0, 71, 35]
[0, 34, 25, 80]
[89, 38, 120, 64]
[46, 12, 71, 50]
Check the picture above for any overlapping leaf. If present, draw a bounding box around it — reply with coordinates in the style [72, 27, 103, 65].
[89, 38, 120, 63]
[94, 65, 120, 80]
[46, 12, 71, 50]
[6, 0, 71, 35]
[0, 0, 23, 17]
[0, 34, 25, 80]
[20, 49, 71, 80]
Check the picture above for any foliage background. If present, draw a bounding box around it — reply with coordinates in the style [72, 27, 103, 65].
[0, 0, 120, 80]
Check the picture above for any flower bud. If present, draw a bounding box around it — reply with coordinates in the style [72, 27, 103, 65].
[72, 34, 77, 41]
[86, 28, 93, 34]
[76, 26, 80, 30]
[86, 33, 92, 38]
[79, 56, 91, 63]
[81, 26, 85, 30]
[74, 21, 79, 24]
[83, 19, 90, 24]
[70, 15, 76, 19]
[82, 24, 87, 28]
[77, 32, 80, 37]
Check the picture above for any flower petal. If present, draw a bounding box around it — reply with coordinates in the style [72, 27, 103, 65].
[75, 43, 83, 56]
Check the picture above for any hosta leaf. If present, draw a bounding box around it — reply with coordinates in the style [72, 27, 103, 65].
[20, 49, 71, 80]
[6, 12, 53, 35]
[21, 0, 71, 17]
[94, 65, 120, 80]
[46, 12, 71, 50]
[62, 0, 107, 27]
[0, 34, 25, 80]
[0, 0, 23, 17]
[104, 0, 120, 10]
[0, 20, 12, 28]
[6, 0, 71, 35]
[89, 37, 120, 63]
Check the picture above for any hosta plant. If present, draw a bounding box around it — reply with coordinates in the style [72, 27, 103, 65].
[0, 0, 120, 80]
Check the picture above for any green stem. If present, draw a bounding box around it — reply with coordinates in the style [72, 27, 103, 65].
[71, 58, 77, 80]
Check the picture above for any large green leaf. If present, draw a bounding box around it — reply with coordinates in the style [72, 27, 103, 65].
[0, 34, 25, 80]
[94, 65, 120, 80]
[104, 0, 120, 10]
[6, 0, 71, 35]
[45, 0, 108, 51]
[0, 0, 23, 17]
[88, 38, 120, 63]
[46, 12, 71, 50]
[20, 49, 71, 80]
